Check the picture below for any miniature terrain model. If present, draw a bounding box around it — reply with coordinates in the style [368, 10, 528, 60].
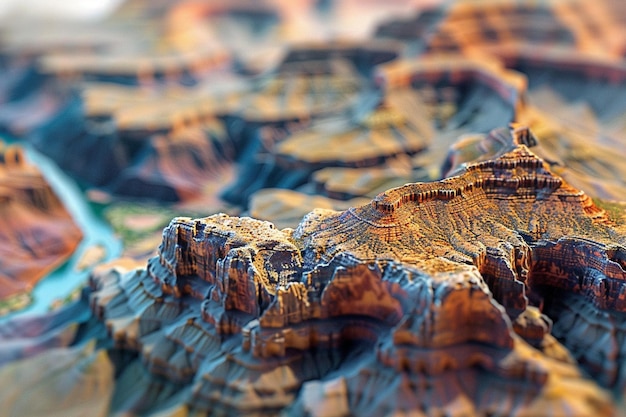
[96, 129, 626, 416]
[1, 129, 624, 416]
[1, 0, 626, 416]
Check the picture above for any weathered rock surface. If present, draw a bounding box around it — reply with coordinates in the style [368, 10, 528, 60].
[275, 91, 430, 170]
[516, 58, 626, 202]
[224, 53, 529, 208]
[30, 81, 238, 200]
[259, 59, 361, 114]
[0, 0, 625, 213]
[2, 1, 626, 416]
[374, 0, 626, 204]
[75, 133, 625, 416]
[106, 123, 234, 202]
[295, 141, 623, 318]
[377, 0, 626, 59]
[0, 142, 82, 303]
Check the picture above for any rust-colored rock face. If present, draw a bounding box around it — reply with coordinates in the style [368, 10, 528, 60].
[81, 130, 624, 416]
[0, 143, 82, 302]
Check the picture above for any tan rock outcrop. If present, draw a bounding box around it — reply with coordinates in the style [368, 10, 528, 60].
[86, 130, 623, 415]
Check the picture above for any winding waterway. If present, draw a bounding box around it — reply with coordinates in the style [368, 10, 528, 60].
[2, 144, 122, 320]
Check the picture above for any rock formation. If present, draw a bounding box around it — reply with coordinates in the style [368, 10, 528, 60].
[71, 130, 623, 416]
[373, 0, 626, 202]
[0, 142, 82, 307]
[275, 91, 430, 170]
[376, 0, 626, 58]
[224, 53, 528, 208]
[1, 1, 626, 415]
[27, 80, 239, 203]
[3, 0, 625, 210]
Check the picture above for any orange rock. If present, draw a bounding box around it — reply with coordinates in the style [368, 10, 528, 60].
[85, 129, 622, 415]
[0, 143, 82, 302]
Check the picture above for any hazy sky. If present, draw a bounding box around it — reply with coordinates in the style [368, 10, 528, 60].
[0, 0, 124, 21]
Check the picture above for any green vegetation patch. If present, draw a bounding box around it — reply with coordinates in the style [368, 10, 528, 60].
[104, 203, 205, 248]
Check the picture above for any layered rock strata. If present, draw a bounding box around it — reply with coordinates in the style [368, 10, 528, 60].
[0, 143, 82, 303]
[376, 0, 626, 59]
[86, 133, 624, 415]
[29, 80, 237, 201]
[225, 54, 527, 208]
